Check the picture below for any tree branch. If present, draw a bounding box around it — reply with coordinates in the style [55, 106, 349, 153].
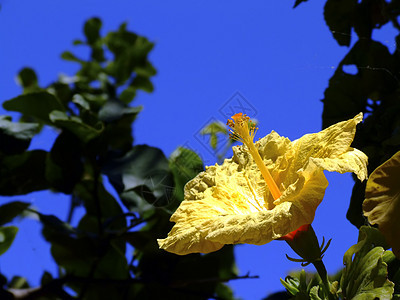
[7, 273, 258, 300]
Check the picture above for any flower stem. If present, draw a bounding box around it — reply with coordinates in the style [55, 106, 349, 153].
[312, 260, 335, 300]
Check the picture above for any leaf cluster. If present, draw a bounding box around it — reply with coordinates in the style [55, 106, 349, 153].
[0, 18, 240, 300]
[278, 227, 397, 300]
[295, 0, 400, 229]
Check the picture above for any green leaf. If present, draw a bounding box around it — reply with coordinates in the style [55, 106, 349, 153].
[61, 51, 82, 62]
[9, 276, 29, 289]
[49, 110, 103, 143]
[0, 226, 18, 256]
[45, 132, 83, 193]
[38, 213, 76, 241]
[0, 116, 39, 154]
[49, 82, 72, 106]
[169, 147, 203, 208]
[16, 67, 38, 89]
[105, 26, 155, 85]
[3, 92, 65, 123]
[363, 150, 400, 258]
[200, 120, 228, 150]
[103, 145, 174, 211]
[99, 99, 142, 154]
[72, 94, 90, 110]
[0, 201, 30, 226]
[135, 61, 157, 77]
[340, 226, 394, 299]
[40, 271, 53, 286]
[84, 17, 102, 45]
[119, 86, 136, 103]
[0, 150, 49, 195]
[131, 75, 154, 93]
[280, 276, 300, 296]
[98, 99, 142, 123]
[73, 39, 84, 45]
[74, 179, 125, 230]
[309, 286, 323, 300]
[38, 211, 127, 298]
[324, 0, 357, 46]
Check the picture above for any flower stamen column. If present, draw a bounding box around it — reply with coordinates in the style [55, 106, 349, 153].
[227, 113, 281, 208]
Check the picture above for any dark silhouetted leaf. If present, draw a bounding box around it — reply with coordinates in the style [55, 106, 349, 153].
[322, 40, 396, 128]
[84, 17, 102, 45]
[40, 271, 53, 286]
[49, 110, 103, 143]
[324, 0, 357, 46]
[0, 150, 48, 195]
[0, 116, 39, 154]
[103, 145, 174, 211]
[105, 24, 155, 85]
[16, 67, 38, 89]
[45, 132, 83, 193]
[0, 201, 30, 226]
[74, 179, 125, 230]
[263, 291, 290, 300]
[293, 0, 308, 8]
[3, 92, 65, 123]
[50, 82, 72, 106]
[346, 180, 367, 228]
[98, 99, 142, 123]
[98, 99, 141, 154]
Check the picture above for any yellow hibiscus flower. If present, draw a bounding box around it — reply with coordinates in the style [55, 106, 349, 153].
[158, 113, 368, 255]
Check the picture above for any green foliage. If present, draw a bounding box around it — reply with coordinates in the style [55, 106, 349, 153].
[0, 116, 39, 154]
[3, 92, 65, 123]
[16, 67, 39, 92]
[338, 226, 394, 299]
[0, 226, 18, 256]
[200, 120, 234, 164]
[0, 17, 239, 299]
[103, 145, 175, 212]
[296, 0, 400, 229]
[169, 147, 203, 207]
[280, 269, 328, 300]
[0, 201, 30, 226]
[280, 227, 395, 300]
[200, 120, 228, 150]
[0, 150, 49, 195]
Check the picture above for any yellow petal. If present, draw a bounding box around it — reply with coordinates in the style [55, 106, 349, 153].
[158, 113, 368, 255]
[363, 150, 400, 258]
[309, 148, 368, 181]
[287, 112, 365, 178]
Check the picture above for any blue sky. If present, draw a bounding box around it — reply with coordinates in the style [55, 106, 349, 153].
[0, 1, 397, 299]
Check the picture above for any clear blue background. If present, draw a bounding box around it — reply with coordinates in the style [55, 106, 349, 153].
[0, 1, 396, 299]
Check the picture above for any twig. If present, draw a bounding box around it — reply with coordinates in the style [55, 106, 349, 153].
[8, 273, 258, 299]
